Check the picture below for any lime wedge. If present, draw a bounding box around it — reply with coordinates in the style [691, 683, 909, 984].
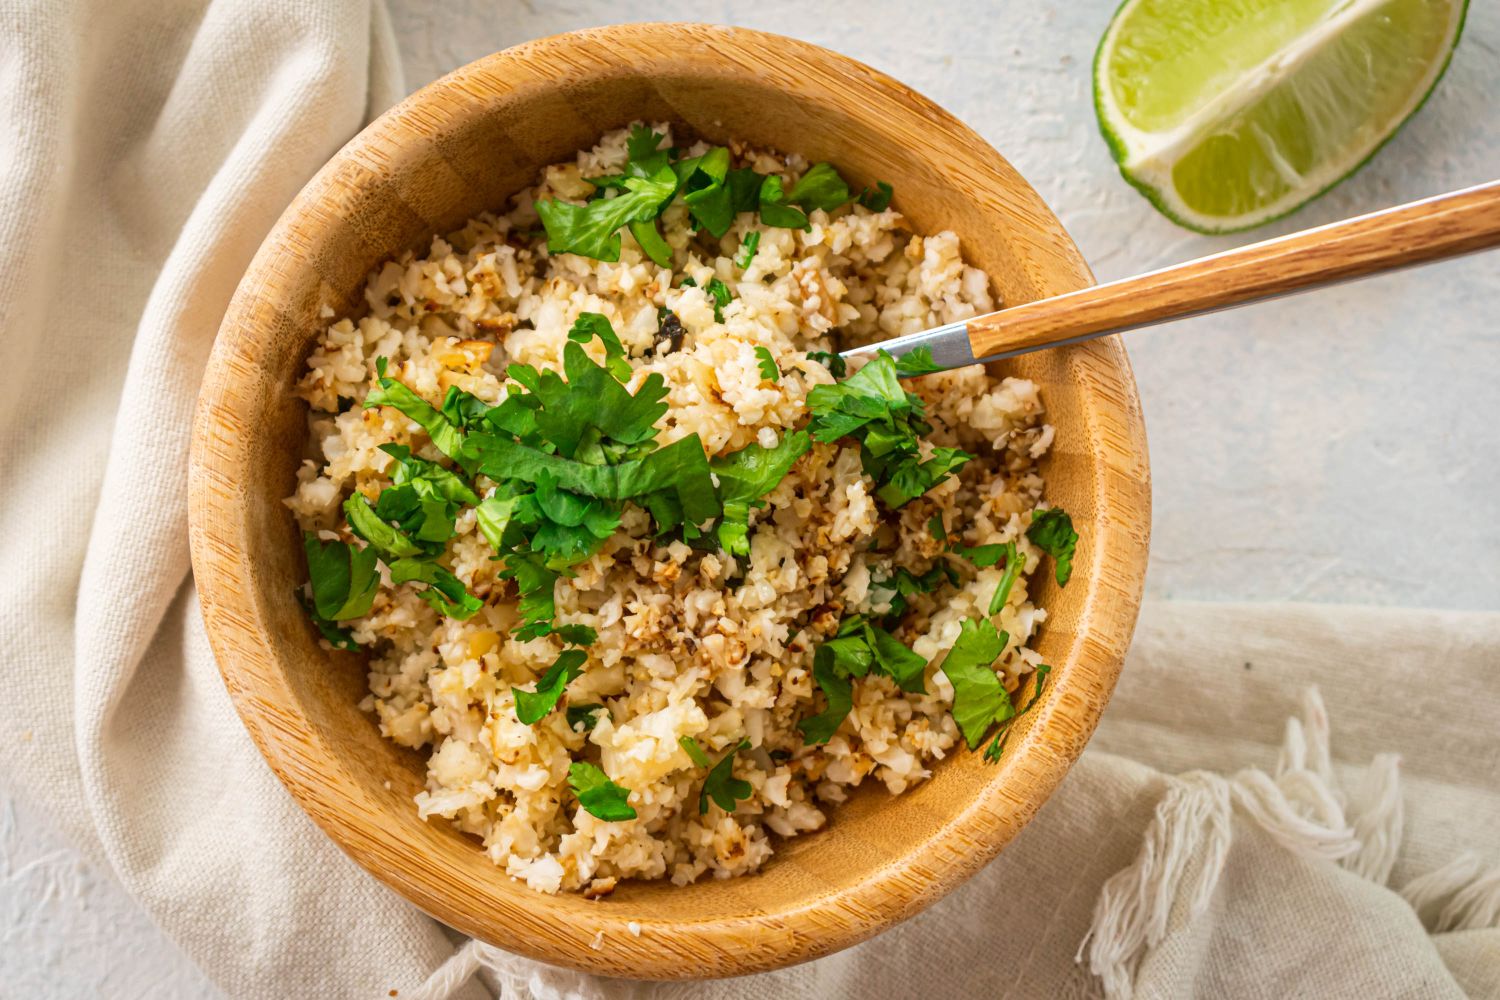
[1094, 0, 1468, 233]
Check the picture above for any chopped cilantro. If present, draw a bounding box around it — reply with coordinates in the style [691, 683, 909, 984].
[387, 558, 484, 620]
[678, 737, 753, 814]
[893, 346, 942, 376]
[735, 230, 761, 269]
[928, 514, 946, 541]
[628, 218, 672, 268]
[989, 541, 1023, 615]
[799, 613, 928, 744]
[566, 703, 606, 732]
[344, 494, 425, 559]
[567, 762, 636, 821]
[805, 350, 847, 378]
[299, 591, 362, 650]
[786, 162, 852, 212]
[858, 181, 894, 212]
[874, 564, 947, 619]
[806, 350, 972, 508]
[552, 623, 598, 645]
[983, 663, 1051, 763]
[710, 431, 811, 555]
[758, 175, 810, 230]
[364, 361, 469, 469]
[675, 146, 734, 237]
[1028, 507, 1078, 586]
[303, 533, 379, 621]
[800, 656, 853, 745]
[726, 168, 764, 214]
[954, 543, 1006, 568]
[566, 312, 632, 382]
[536, 128, 678, 264]
[514, 649, 587, 724]
[941, 617, 1014, 749]
[754, 346, 780, 383]
[681, 276, 732, 323]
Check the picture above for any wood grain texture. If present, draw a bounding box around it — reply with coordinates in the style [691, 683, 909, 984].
[186, 23, 1151, 980]
[966, 179, 1500, 360]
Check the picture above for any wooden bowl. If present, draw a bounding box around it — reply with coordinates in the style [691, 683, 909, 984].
[188, 23, 1150, 980]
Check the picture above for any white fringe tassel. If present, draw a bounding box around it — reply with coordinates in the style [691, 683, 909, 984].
[1078, 687, 1406, 1000]
[1401, 852, 1500, 933]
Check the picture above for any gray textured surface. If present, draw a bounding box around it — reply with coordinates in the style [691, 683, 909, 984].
[6, 1, 1496, 996]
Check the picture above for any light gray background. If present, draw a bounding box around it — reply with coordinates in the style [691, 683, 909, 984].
[5, 2, 1496, 996]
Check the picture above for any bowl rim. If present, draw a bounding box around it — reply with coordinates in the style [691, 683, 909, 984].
[188, 21, 1150, 979]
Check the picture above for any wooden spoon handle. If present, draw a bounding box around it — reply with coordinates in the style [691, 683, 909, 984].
[965, 179, 1500, 362]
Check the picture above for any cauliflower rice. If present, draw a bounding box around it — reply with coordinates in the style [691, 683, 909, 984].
[287, 126, 1058, 895]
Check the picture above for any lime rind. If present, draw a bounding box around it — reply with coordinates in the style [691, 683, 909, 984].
[1093, 0, 1469, 234]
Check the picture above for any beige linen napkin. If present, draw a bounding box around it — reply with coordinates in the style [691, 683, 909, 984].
[2, 2, 1497, 998]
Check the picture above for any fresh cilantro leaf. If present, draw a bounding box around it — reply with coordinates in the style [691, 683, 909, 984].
[941, 617, 1014, 749]
[928, 514, 946, 541]
[1027, 507, 1078, 586]
[381, 444, 479, 505]
[302, 533, 379, 621]
[566, 312, 632, 382]
[365, 364, 469, 468]
[475, 493, 520, 552]
[439, 387, 492, 432]
[806, 351, 909, 442]
[625, 125, 670, 176]
[894, 346, 941, 376]
[628, 218, 672, 268]
[514, 649, 587, 724]
[989, 541, 1022, 616]
[681, 276, 732, 323]
[535, 165, 678, 263]
[726, 168, 765, 214]
[567, 762, 636, 821]
[676, 147, 734, 237]
[706, 279, 732, 322]
[954, 543, 1006, 568]
[552, 623, 598, 645]
[874, 564, 948, 619]
[467, 432, 718, 529]
[709, 431, 811, 556]
[806, 351, 970, 509]
[344, 494, 424, 559]
[786, 162, 851, 212]
[800, 654, 853, 745]
[567, 703, 606, 732]
[499, 554, 558, 638]
[799, 613, 928, 745]
[678, 735, 712, 768]
[858, 181, 894, 212]
[754, 346, 780, 383]
[735, 230, 761, 269]
[805, 350, 847, 378]
[983, 663, 1051, 763]
[873, 446, 973, 509]
[387, 558, 483, 620]
[758, 175, 810, 230]
[866, 623, 928, 693]
[679, 737, 752, 814]
[299, 591, 362, 650]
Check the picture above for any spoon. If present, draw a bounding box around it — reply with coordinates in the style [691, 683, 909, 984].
[841, 179, 1500, 373]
